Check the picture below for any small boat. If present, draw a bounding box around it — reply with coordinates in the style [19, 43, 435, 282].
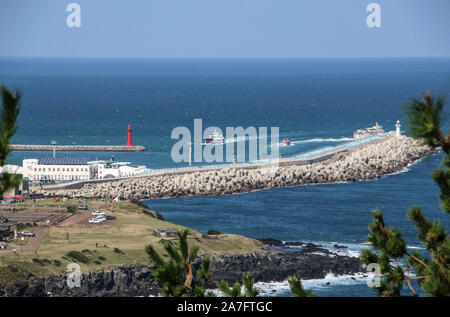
[205, 130, 225, 144]
[281, 137, 291, 146]
[353, 122, 385, 139]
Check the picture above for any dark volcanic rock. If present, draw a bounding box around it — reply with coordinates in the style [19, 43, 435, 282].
[0, 251, 363, 297]
[257, 238, 305, 247]
[203, 251, 362, 285]
[0, 265, 160, 297]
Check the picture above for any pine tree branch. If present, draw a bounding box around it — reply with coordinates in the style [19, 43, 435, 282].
[405, 278, 418, 296]
[405, 252, 428, 268]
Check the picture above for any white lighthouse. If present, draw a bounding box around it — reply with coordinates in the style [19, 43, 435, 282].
[395, 120, 401, 137]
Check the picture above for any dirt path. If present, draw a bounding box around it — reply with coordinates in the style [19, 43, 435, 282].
[0, 204, 108, 256]
[0, 227, 46, 256]
[58, 210, 91, 227]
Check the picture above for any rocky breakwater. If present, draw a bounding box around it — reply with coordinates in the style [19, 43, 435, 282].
[0, 243, 363, 296]
[40, 136, 435, 199]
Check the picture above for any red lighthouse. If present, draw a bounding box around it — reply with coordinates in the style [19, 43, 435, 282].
[126, 124, 133, 146]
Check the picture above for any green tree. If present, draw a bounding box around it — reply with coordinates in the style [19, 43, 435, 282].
[0, 85, 22, 196]
[361, 92, 449, 297]
[145, 229, 215, 297]
[145, 229, 315, 298]
[218, 273, 260, 297]
[66, 205, 76, 213]
[288, 275, 317, 297]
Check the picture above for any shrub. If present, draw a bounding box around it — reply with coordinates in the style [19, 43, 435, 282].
[207, 229, 222, 235]
[113, 248, 123, 254]
[53, 260, 61, 267]
[16, 223, 26, 230]
[66, 251, 89, 264]
[41, 259, 51, 264]
[94, 260, 101, 265]
[32, 258, 43, 265]
[66, 205, 76, 213]
[81, 249, 90, 253]
[98, 256, 106, 261]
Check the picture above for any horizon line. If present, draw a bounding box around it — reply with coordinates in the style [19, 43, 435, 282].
[1, 56, 449, 60]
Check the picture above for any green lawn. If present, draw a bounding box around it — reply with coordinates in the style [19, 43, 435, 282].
[0, 200, 264, 283]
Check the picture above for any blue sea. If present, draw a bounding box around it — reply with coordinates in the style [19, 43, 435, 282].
[1, 57, 449, 296]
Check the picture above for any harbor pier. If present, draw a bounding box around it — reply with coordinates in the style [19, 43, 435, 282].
[35, 135, 436, 199]
[10, 144, 147, 152]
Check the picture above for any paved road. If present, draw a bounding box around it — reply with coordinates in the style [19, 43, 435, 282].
[0, 202, 111, 256]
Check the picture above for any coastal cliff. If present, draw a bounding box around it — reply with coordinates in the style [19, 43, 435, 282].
[39, 136, 435, 200]
[0, 243, 363, 297]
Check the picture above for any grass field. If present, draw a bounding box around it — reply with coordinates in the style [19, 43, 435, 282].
[0, 200, 264, 284]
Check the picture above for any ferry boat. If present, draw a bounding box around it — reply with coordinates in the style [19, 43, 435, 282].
[205, 130, 225, 144]
[281, 137, 291, 146]
[353, 122, 386, 139]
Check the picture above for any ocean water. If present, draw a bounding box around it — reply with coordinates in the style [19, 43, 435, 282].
[1, 57, 449, 296]
[146, 154, 447, 296]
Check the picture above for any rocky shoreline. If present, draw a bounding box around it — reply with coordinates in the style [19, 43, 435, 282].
[0, 242, 363, 297]
[37, 136, 435, 200]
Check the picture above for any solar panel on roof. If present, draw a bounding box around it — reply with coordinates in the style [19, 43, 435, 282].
[37, 157, 89, 165]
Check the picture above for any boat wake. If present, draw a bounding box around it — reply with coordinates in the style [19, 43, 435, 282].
[199, 135, 354, 146]
[290, 137, 354, 145]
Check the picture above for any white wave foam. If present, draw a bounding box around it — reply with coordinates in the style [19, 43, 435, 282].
[254, 273, 368, 297]
[291, 137, 354, 145]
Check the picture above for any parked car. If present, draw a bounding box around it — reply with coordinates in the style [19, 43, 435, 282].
[78, 205, 89, 210]
[105, 215, 116, 220]
[89, 218, 101, 224]
[21, 231, 35, 237]
[89, 216, 106, 224]
[92, 211, 105, 216]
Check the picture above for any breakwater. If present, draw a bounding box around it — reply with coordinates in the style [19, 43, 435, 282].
[38, 136, 435, 200]
[11, 144, 147, 152]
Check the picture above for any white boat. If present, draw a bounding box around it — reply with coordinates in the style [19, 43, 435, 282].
[205, 130, 225, 144]
[280, 137, 291, 146]
[353, 122, 386, 139]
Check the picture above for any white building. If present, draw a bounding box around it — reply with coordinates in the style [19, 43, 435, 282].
[22, 157, 147, 182]
[91, 160, 147, 179]
[22, 157, 94, 181]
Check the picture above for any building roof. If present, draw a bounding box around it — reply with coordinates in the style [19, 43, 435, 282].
[37, 157, 90, 165]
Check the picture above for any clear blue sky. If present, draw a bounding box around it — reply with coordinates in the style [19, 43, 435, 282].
[1, 0, 449, 58]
